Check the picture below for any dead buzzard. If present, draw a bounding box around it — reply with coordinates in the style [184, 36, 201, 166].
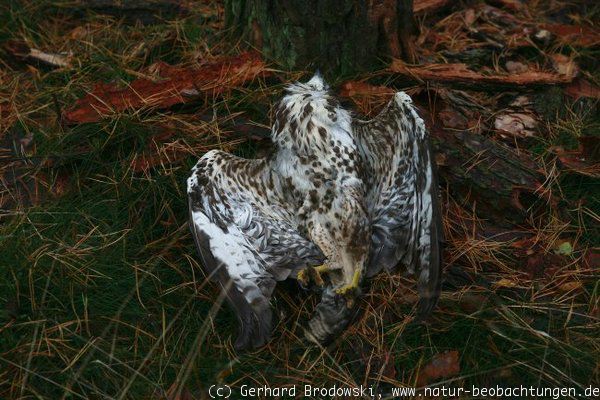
[187, 74, 442, 349]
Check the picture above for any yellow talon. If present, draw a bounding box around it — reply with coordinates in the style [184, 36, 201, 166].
[297, 269, 310, 286]
[335, 268, 362, 295]
[314, 264, 329, 273]
[297, 264, 328, 287]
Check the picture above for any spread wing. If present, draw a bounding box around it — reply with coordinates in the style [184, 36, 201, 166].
[187, 150, 324, 350]
[353, 92, 443, 317]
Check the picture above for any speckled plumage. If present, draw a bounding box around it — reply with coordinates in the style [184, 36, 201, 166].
[187, 74, 442, 350]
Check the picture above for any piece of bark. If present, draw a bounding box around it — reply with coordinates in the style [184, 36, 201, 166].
[63, 52, 268, 124]
[422, 110, 550, 225]
[390, 61, 573, 86]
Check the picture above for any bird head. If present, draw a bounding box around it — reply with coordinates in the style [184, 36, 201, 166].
[306, 71, 329, 91]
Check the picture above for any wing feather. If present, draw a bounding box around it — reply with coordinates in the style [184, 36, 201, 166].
[353, 92, 443, 317]
[187, 150, 324, 349]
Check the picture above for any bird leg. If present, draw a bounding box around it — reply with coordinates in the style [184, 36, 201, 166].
[335, 266, 362, 296]
[297, 264, 329, 288]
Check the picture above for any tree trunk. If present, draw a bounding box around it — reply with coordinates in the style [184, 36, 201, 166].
[225, 0, 416, 76]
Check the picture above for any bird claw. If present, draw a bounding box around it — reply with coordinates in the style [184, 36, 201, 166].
[334, 268, 362, 300]
[297, 264, 327, 289]
[335, 284, 357, 296]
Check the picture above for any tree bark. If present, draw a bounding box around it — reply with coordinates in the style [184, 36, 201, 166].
[430, 126, 551, 227]
[225, 0, 416, 76]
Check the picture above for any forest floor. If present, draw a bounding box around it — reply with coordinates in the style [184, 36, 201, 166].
[0, 1, 598, 399]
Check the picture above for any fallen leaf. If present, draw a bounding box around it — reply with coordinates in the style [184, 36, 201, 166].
[493, 278, 519, 288]
[564, 78, 600, 100]
[511, 237, 538, 250]
[542, 24, 600, 47]
[552, 139, 600, 178]
[417, 351, 460, 386]
[63, 52, 268, 124]
[494, 113, 537, 138]
[390, 61, 573, 86]
[559, 281, 582, 292]
[554, 241, 573, 256]
[413, 0, 450, 15]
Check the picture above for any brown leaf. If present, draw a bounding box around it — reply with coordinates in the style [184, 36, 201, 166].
[552, 138, 600, 178]
[542, 24, 600, 47]
[493, 278, 519, 288]
[559, 281, 582, 292]
[390, 61, 573, 86]
[63, 52, 268, 124]
[413, 0, 450, 15]
[564, 78, 600, 100]
[417, 351, 460, 386]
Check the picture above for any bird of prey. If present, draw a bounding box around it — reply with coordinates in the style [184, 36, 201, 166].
[187, 74, 442, 350]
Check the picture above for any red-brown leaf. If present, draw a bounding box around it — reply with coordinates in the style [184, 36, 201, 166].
[542, 24, 600, 47]
[417, 350, 460, 386]
[564, 78, 600, 100]
[63, 52, 268, 124]
[413, 0, 450, 15]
